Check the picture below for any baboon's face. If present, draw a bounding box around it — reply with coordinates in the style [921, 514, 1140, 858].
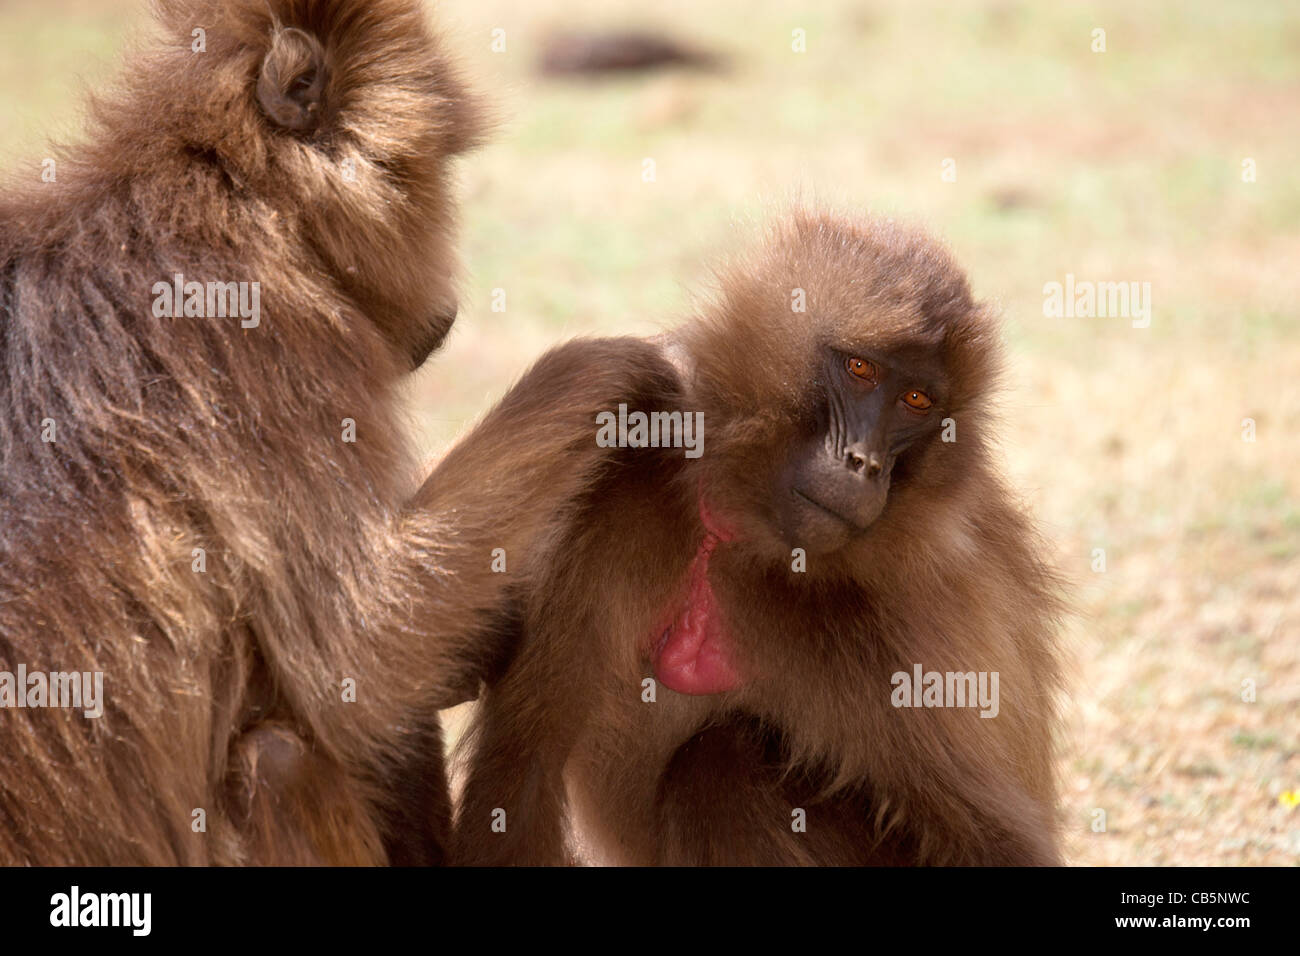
[684, 215, 993, 560]
[773, 345, 947, 554]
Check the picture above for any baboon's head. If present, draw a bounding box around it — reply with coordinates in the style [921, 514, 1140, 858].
[681, 211, 1002, 563]
[140, 0, 488, 368]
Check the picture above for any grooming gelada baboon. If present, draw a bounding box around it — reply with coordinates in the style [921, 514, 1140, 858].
[454, 212, 1066, 866]
[0, 0, 674, 865]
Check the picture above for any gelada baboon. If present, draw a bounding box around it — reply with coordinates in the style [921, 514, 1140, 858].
[453, 212, 1066, 866]
[0, 0, 673, 865]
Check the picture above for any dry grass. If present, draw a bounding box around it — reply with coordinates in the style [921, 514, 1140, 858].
[1, 0, 1295, 865]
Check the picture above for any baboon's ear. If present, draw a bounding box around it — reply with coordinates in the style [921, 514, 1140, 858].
[257, 27, 328, 132]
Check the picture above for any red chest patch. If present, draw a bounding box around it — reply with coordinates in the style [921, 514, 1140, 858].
[649, 493, 743, 695]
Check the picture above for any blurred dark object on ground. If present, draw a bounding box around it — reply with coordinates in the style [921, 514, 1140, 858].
[538, 30, 725, 76]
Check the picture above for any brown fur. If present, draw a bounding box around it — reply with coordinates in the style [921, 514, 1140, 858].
[453, 211, 1066, 866]
[0, 0, 674, 865]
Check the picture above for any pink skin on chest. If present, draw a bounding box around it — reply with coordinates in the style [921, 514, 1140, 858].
[649, 492, 743, 695]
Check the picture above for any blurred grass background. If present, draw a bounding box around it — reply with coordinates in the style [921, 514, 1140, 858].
[1, 0, 1296, 865]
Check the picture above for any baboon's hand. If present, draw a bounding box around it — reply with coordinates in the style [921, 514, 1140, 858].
[415, 336, 679, 518]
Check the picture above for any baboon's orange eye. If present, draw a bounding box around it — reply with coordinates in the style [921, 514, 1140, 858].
[901, 390, 933, 411]
[846, 357, 878, 382]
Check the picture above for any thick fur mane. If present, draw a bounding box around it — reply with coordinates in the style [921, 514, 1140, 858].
[0, 0, 477, 864]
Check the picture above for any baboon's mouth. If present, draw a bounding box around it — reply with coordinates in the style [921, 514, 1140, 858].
[793, 487, 865, 532]
[409, 305, 458, 368]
